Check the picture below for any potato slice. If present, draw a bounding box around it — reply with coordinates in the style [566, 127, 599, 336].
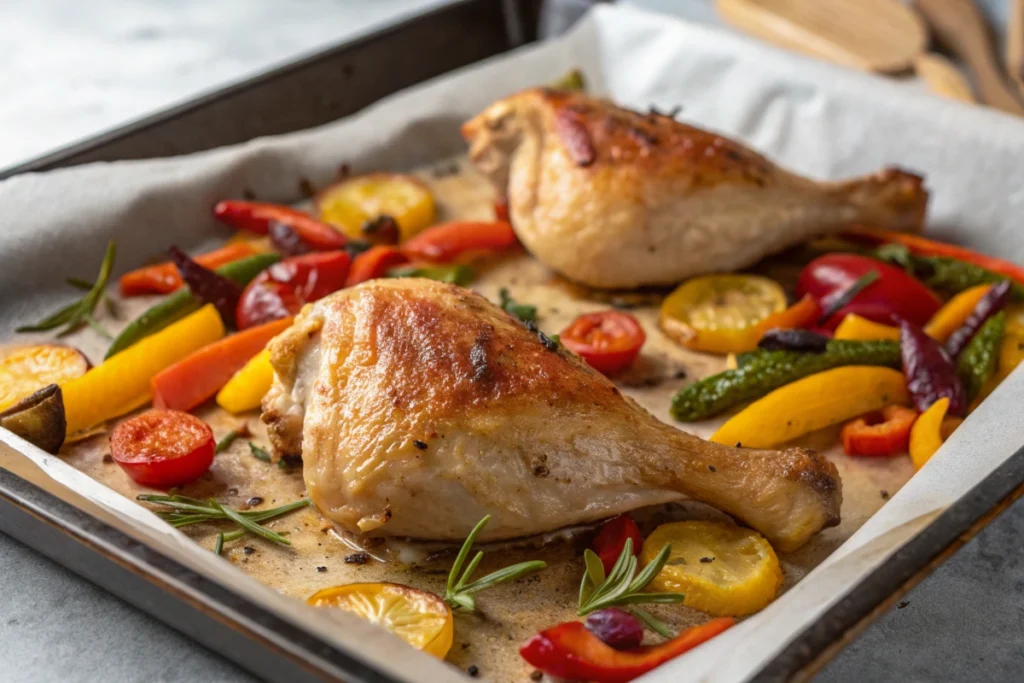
[0, 344, 90, 411]
[0, 384, 66, 453]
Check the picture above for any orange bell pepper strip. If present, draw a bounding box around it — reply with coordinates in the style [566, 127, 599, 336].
[753, 295, 821, 338]
[119, 243, 258, 296]
[519, 618, 735, 683]
[151, 317, 293, 412]
[909, 397, 950, 470]
[833, 314, 900, 341]
[401, 221, 518, 262]
[840, 405, 918, 456]
[345, 246, 409, 287]
[845, 226, 1024, 287]
[923, 285, 991, 343]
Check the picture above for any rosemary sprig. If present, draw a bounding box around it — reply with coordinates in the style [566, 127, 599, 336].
[577, 540, 684, 617]
[499, 288, 537, 323]
[139, 494, 310, 547]
[444, 515, 546, 612]
[249, 442, 272, 462]
[17, 240, 117, 335]
[215, 428, 248, 454]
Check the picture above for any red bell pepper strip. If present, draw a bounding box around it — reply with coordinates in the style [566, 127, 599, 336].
[151, 317, 293, 412]
[214, 200, 347, 251]
[401, 221, 518, 262]
[520, 618, 736, 683]
[840, 405, 918, 457]
[845, 226, 1024, 288]
[345, 246, 409, 287]
[236, 251, 350, 329]
[592, 514, 643, 575]
[119, 243, 258, 297]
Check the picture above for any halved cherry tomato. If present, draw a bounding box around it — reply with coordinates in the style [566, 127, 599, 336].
[840, 405, 918, 457]
[236, 251, 350, 329]
[110, 409, 215, 488]
[796, 254, 941, 330]
[401, 221, 518, 263]
[561, 311, 646, 375]
[520, 618, 735, 683]
[119, 243, 258, 297]
[592, 514, 643, 575]
[345, 246, 409, 287]
[214, 201, 347, 251]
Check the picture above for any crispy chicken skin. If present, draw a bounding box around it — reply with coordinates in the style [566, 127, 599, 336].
[263, 279, 841, 552]
[462, 89, 927, 289]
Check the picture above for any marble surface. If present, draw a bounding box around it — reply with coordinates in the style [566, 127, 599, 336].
[1, 1, 1023, 682]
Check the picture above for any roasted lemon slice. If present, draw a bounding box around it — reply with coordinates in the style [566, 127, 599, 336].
[0, 344, 89, 411]
[640, 521, 783, 617]
[317, 173, 436, 242]
[307, 582, 453, 658]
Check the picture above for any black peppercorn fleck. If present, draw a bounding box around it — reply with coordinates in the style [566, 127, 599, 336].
[317, 566, 327, 573]
[243, 546, 255, 556]
[345, 552, 370, 565]
[700, 556, 714, 563]
[467, 665, 479, 677]
[247, 496, 263, 507]
[413, 440, 428, 450]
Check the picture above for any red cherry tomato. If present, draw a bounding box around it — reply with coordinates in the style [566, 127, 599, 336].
[796, 254, 941, 330]
[561, 311, 646, 375]
[345, 246, 409, 287]
[237, 251, 350, 328]
[110, 410, 215, 488]
[592, 514, 644, 575]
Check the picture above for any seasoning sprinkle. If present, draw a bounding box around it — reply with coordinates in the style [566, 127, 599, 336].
[413, 440, 428, 450]
[317, 566, 328, 573]
[344, 552, 370, 565]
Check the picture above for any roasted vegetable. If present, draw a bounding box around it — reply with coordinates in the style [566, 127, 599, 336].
[0, 384, 66, 454]
[670, 339, 901, 421]
[216, 349, 274, 414]
[387, 263, 474, 286]
[757, 329, 829, 353]
[214, 200, 347, 250]
[236, 251, 350, 329]
[169, 246, 242, 325]
[0, 344, 89, 411]
[585, 609, 645, 651]
[110, 409, 215, 488]
[119, 243, 258, 296]
[957, 312, 1005, 403]
[316, 174, 435, 242]
[592, 514, 643, 576]
[840, 405, 918, 457]
[909, 397, 950, 470]
[561, 311, 646, 375]
[833, 314, 900, 341]
[659, 275, 788, 355]
[923, 285, 991, 342]
[641, 521, 782, 617]
[267, 223, 312, 256]
[64, 305, 225, 435]
[498, 288, 538, 324]
[519, 618, 734, 683]
[152, 317, 293, 412]
[710, 366, 910, 449]
[944, 280, 1012, 358]
[345, 246, 409, 286]
[401, 220, 518, 263]
[899, 321, 966, 416]
[904, 253, 1024, 301]
[550, 68, 587, 91]
[106, 252, 279, 359]
[358, 215, 401, 246]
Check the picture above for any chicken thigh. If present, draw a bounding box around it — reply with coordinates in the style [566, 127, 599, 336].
[462, 89, 927, 289]
[263, 279, 841, 552]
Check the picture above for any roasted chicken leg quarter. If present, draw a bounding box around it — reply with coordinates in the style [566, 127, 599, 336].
[462, 89, 927, 289]
[263, 279, 841, 552]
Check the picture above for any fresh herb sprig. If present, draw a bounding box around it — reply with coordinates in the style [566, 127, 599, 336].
[499, 288, 537, 323]
[577, 539, 684, 634]
[215, 427, 248, 454]
[444, 515, 546, 612]
[17, 240, 117, 336]
[138, 494, 310, 547]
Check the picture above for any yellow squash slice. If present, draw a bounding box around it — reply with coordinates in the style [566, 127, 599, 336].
[640, 521, 783, 617]
[317, 173, 435, 242]
[308, 582, 453, 659]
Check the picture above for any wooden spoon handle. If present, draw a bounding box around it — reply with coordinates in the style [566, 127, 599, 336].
[916, 0, 1024, 114]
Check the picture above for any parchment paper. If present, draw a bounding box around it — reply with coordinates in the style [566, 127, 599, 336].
[2, 5, 1024, 682]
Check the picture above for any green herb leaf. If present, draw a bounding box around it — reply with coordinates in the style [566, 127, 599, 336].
[17, 240, 117, 336]
[138, 494, 309, 548]
[215, 430, 242, 454]
[583, 549, 605, 588]
[577, 541, 685, 617]
[499, 288, 537, 323]
[214, 533, 225, 556]
[630, 608, 676, 639]
[444, 515, 546, 611]
[387, 264, 475, 286]
[249, 442, 272, 462]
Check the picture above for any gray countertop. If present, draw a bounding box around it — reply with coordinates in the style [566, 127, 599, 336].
[1, 1, 1022, 681]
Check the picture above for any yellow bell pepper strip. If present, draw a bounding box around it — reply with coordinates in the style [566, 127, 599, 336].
[923, 285, 991, 343]
[909, 397, 950, 470]
[216, 348, 275, 414]
[62, 305, 224, 435]
[710, 366, 910, 449]
[833, 314, 900, 341]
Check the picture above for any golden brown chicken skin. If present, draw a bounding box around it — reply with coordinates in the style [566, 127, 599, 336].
[463, 89, 927, 289]
[263, 279, 841, 552]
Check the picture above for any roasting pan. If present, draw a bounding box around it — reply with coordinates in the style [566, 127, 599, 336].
[1, 1, 1023, 681]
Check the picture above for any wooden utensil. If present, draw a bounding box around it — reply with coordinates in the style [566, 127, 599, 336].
[914, 53, 976, 102]
[1007, 0, 1024, 98]
[715, 0, 927, 73]
[916, 0, 1024, 114]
